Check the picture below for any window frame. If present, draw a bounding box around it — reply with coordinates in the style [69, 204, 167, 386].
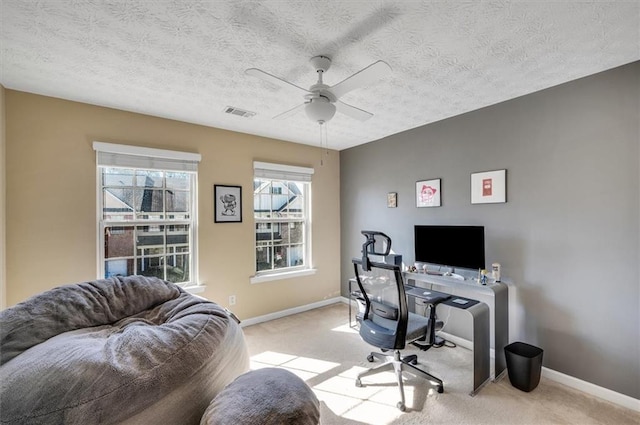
[94, 142, 200, 287]
[252, 161, 314, 282]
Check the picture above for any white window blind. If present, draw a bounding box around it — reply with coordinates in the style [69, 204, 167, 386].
[253, 161, 314, 182]
[93, 142, 201, 172]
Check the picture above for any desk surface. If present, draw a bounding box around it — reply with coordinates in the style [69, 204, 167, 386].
[404, 285, 451, 304]
[403, 271, 503, 295]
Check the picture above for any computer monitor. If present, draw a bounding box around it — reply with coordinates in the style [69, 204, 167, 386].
[414, 225, 485, 270]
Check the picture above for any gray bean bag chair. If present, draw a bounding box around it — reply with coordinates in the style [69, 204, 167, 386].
[0, 276, 249, 425]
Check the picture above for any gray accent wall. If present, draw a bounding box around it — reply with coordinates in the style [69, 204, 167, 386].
[340, 61, 639, 398]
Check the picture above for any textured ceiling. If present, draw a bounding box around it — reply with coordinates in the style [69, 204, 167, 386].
[1, 1, 638, 151]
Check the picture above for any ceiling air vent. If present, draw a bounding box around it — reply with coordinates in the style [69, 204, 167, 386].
[224, 106, 256, 118]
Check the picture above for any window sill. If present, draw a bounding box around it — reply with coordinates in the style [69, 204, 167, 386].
[250, 268, 316, 284]
[183, 285, 205, 294]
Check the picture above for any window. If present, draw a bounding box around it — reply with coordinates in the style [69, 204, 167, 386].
[94, 142, 201, 286]
[253, 161, 313, 277]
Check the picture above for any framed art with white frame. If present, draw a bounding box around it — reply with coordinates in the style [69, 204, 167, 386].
[214, 184, 242, 222]
[416, 178, 441, 207]
[471, 169, 506, 204]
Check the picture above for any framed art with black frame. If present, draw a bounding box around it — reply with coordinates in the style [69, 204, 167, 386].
[214, 184, 242, 222]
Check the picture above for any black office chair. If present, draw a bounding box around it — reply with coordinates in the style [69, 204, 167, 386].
[353, 231, 445, 412]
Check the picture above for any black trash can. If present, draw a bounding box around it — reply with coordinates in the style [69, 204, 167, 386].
[504, 342, 543, 392]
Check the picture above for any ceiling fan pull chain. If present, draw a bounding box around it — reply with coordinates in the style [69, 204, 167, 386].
[324, 121, 329, 157]
[319, 122, 325, 166]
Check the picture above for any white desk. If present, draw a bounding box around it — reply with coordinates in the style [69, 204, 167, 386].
[403, 272, 509, 380]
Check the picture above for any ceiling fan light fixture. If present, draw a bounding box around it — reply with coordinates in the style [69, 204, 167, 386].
[305, 97, 336, 123]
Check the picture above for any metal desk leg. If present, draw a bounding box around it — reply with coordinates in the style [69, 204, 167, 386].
[493, 283, 509, 379]
[348, 279, 356, 328]
[468, 302, 491, 396]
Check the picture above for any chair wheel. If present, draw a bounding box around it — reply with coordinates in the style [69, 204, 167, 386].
[367, 354, 375, 362]
[437, 385, 444, 393]
[355, 379, 362, 387]
[397, 402, 406, 411]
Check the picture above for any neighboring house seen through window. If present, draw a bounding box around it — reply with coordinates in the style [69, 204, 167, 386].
[253, 161, 313, 276]
[94, 142, 201, 287]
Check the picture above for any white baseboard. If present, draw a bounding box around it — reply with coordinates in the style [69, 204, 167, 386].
[439, 332, 639, 412]
[246, 297, 640, 413]
[240, 297, 342, 328]
[541, 367, 640, 412]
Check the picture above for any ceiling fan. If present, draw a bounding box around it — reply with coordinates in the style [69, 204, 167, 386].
[246, 55, 391, 124]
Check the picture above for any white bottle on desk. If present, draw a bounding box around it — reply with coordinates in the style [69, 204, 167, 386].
[492, 263, 501, 282]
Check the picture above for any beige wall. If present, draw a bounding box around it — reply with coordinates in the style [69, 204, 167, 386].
[1, 85, 6, 309]
[5, 90, 341, 319]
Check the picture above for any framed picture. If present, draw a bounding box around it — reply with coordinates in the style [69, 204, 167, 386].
[471, 169, 506, 204]
[387, 192, 397, 208]
[214, 184, 242, 222]
[416, 178, 441, 207]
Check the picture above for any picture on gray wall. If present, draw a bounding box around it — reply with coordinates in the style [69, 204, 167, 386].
[471, 169, 506, 204]
[416, 178, 441, 207]
[387, 192, 397, 208]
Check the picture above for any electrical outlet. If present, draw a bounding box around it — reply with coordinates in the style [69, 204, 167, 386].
[229, 295, 236, 306]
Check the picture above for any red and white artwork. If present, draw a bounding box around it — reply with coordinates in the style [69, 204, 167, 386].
[416, 178, 441, 207]
[472, 170, 506, 204]
[482, 178, 493, 196]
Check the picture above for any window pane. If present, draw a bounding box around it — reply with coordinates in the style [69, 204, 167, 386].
[167, 229, 189, 246]
[135, 188, 164, 217]
[105, 259, 134, 278]
[137, 225, 165, 254]
[254, 179, 271, 195]
[105, 226, 135, 258]
[136, 170, 163, 187]
[273, 245, 287, 269]
[137, 256, 164, 280]
[166, 190, 189, 213]
[285, 198, 305, 218]
[166, 172, 190, 190]
[256, 246, 271, 271]
[254, 194, 272, 218]
[272, 223, 284, 243]
[271, 193, 289, 217]
[166, 254, 189, 283]
[103, 188, 135, 220]
[256, 222, 272, 243]
[288, 222, 304, 245]
[288, 244, 304, 267]
[103, 168, 134, 187]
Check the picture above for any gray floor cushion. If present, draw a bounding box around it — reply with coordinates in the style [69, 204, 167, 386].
[201, 367, 320, 425]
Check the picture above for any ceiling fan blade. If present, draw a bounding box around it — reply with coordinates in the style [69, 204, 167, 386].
[330, 60, 392, 99]
[273, 102, 306, 120]
[335, 100, 374, 121]
[245, 68, 310, 95]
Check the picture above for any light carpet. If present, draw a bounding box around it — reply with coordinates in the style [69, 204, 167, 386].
[242, 303, 639, 425]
